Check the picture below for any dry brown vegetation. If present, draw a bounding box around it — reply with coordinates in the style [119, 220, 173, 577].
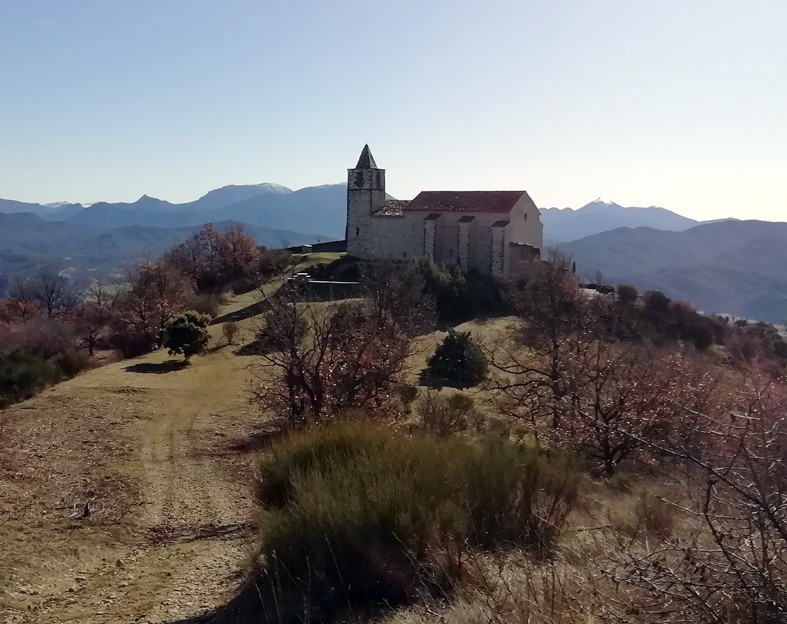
[0, 277, 277, 623]
[3, 251, 787, 624]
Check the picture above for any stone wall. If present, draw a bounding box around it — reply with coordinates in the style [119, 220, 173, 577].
[346, 167, 386, 258]
[351, 213, 424, 261]
[504, 193, 543, 253]
[491, 224, 506, 276]
[345, 159, 543, 278]
[349, 201, 543, 278]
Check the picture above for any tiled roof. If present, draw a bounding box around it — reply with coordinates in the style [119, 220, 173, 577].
[355, 144, 378, 170]
[404, 191, 525, 214]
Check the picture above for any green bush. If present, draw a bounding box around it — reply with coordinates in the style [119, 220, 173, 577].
[426, 329, 487, 388]
[416, 259, 506, 322]
[0, 347, 92, 408]
[164, 310, 210, 362]
[253, 422, 580, 621]
[52, 349, 91, 378]
[0, 351, 60, 407]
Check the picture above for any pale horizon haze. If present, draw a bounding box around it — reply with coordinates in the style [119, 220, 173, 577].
[1, 1, 785, 221]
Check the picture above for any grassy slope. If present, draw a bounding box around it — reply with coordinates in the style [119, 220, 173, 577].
[0, 279, 278, 623]
[0, 255, 682, 624]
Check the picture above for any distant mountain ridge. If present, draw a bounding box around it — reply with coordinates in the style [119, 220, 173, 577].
[3, 185, 784, 321]
[540, 198, 700, 243]
[559, 220, 787, 322]
[4, 191, 703, 246]
[0, 211, 326, 296]
[0, 182, 345, 295]
[3, 183, 347, 239]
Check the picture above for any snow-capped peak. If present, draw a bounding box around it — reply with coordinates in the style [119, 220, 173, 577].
[254, 183, 292, 194]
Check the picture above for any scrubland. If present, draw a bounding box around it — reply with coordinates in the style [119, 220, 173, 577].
[2, 247, 787, 624]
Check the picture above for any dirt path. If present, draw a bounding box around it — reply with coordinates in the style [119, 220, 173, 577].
[1, 340, 267, 623]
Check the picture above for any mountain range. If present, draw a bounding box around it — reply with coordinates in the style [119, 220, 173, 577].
[540, 198, 702, 243]
[559, 220, 787, 322]
[0, 211, 325, 296]
[0, 183, 346, 294]
[1, 183, 347, 237]
[1, 187, 784, 322]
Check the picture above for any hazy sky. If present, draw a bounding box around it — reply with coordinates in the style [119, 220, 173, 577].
[1, 1, 785, 220]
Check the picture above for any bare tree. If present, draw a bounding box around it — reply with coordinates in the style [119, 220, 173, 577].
[116, 262, 194, 349]
[30, 273, 78, 319]
[74, 282, 120, 355]
[552, 339, 718, 476]
[592, 365, 787, 623]
[7, 278, 39, 321]
[358, 260, 436, 337]
[251, 287, 412, 429]
[487, 252, 591, 432]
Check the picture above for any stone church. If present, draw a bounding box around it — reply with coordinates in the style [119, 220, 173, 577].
[345, 145, 543, 277]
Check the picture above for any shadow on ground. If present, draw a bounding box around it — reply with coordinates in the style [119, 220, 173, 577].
[124, 360, 188, 374]
[211, 300, 270, 325]
[165, 584, 266, 623]
[197, 427, 281, 459]
[418, 368, 468, 389]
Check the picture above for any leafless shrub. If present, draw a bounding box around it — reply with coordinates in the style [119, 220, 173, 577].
[222, 321, 239, 345]
[590, 365, 787, 623]
[416, 390, 477, 437]
[393, 383, 419, 415]
[251, 288, 412, 429]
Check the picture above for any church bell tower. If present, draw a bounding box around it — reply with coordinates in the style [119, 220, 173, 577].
[346, 144, 385, 255]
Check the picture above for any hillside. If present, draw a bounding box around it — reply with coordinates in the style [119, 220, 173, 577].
[0, 213, 324, 293]
[0, 316, 262, 623]
[4, 188, 784, 321]
[560, 219, 787, 321]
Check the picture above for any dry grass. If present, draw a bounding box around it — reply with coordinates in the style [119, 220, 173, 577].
[0, 273, 727, 624]
[290, 251, 345, 267]
[373, 475, 706, 624]
[0, 288, 280, 623]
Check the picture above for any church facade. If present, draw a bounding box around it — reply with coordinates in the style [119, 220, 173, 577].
[345, 145, 543, 277]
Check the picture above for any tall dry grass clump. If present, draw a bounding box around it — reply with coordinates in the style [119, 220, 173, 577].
[252, 422, 580, 622]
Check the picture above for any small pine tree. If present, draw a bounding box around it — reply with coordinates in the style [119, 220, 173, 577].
[427, 329, 487, 388]
[164, 310, 210, 362]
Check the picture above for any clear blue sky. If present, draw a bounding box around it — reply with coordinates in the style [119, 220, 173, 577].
[1, 1, 785, 220]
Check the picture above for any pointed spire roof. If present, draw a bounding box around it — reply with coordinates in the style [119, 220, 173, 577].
[355, 144, 378, 169]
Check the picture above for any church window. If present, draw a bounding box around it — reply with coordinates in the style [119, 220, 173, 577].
[402, 251, 407, 259]
[523, 213, 528, 221]
[355, 227, 360, 237]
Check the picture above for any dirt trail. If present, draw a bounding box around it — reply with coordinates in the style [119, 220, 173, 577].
[1, 342, 266, 624]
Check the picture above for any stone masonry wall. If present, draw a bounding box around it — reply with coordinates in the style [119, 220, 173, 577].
[345, 158, 543, 277]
